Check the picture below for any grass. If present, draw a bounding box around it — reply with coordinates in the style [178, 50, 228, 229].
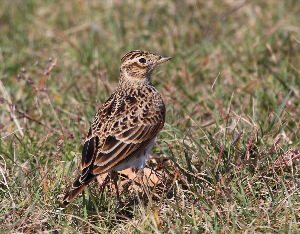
[0, 0, 300, 233]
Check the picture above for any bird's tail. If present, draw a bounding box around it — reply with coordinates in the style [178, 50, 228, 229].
[62, 173, 95, 206]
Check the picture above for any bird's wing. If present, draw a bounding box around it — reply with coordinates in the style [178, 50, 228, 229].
[92, 123, 162, 174]
[80, 94, 165, 178]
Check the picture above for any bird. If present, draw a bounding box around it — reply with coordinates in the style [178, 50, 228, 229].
[63, 50, 171, 205]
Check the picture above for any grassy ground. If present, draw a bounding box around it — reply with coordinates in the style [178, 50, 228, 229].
[1, 0, 300, 233]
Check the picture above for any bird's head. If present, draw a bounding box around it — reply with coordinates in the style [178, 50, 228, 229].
[120, 50, 171, 83]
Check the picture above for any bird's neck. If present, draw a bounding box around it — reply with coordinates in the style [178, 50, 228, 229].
[118, 70, 152, 88]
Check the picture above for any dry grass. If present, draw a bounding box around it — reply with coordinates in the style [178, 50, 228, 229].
[0, 0, 300, 233]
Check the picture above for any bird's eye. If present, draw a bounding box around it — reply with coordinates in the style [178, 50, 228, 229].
[139, 58, 146, 64]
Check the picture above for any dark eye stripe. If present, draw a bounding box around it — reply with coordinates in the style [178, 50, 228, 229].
[132, 62, 144, 68]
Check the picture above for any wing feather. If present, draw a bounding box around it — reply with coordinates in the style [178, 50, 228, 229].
[93, 122, 163, 173]
[81, 132, 99, 169]
[115, 127, 142, 142]
[101, 135, 122, 153]
[95, 141, 130, 166]
[92, 143, 141, 174]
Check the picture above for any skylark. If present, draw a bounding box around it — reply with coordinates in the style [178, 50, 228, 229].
[63, 50, 171, 205]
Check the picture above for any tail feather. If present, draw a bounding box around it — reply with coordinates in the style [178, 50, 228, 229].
[62, 173, 95, 206]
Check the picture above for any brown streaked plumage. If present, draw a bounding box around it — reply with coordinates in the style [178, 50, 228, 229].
[63, 50, 171, 205]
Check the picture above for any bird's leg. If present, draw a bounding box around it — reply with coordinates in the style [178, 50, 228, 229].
[110, 171, 122, 205]
[135, 168, 151, 201]
[135, 168, 144, 182]
[99, 173, 110, 195]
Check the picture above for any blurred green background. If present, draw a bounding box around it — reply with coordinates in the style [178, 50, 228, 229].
[0, 0, 300, 233]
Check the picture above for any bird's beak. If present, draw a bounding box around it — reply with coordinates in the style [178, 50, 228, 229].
[156, 56, 172, 65]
